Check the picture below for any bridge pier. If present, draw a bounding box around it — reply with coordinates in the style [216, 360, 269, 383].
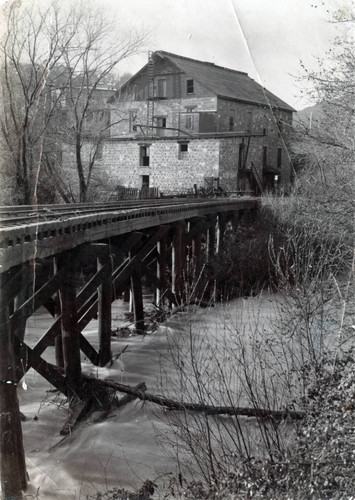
[58, 253, 82, 398]
[97, 248, 113, 365]
[0, 287, 27, 498]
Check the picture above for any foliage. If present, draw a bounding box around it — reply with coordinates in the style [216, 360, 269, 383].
[0, 0, 145, 204]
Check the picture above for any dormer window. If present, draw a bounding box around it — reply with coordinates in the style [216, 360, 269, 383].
[186, 79, 194, 94]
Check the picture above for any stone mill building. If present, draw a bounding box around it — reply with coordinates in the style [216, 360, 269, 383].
[99, 51, 295, 195]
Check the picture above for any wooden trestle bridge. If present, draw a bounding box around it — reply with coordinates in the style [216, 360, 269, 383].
[0, 197, 258, 498]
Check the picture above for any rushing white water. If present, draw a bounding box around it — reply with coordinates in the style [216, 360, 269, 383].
[18, 293, 286, 499]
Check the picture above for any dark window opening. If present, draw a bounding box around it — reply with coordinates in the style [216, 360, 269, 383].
[262, 146, 268, 166]
[141, 175, 149, 188]
[186, 79, 194, 94]
[140, 145, 150, 166]
[277, 148, 282, 169]
[156, 117, 167, 136]
[263, 128, 267, 136]
[229, 116, 234, 131]
[179, 142, 189, 159]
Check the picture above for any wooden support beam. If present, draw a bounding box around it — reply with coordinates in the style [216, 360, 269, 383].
[57, 253, 82, 398]
[145, 266, 178, 307]
[0, 290, 27, 498]
[207, 216, 217, 262]
[130, 266, 145, 334]
[216, 214, 227, 254]
[156, 237, 167, 307]
[172, 222, 184, 300]
[97, 248, 112, 366]
[14, 337, 67, 395]
[10, 273, 63, 337]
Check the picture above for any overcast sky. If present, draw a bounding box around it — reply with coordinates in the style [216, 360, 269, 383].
[109, 0, 351, 110]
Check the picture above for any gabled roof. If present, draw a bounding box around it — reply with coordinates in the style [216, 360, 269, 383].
[113, 51, 295, 112]
[156, 51, 294, 112]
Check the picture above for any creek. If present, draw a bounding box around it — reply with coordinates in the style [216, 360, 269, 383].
[20, 292, 286, 499]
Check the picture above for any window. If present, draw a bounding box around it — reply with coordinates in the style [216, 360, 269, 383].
[179, 142, 189, 159]
[129, 110, 138, 132]
[96, 143, 103, 160]
[157, 79, 167, 98]
[139, 145, 150, 166]
[262, 146, 268, 166]
[277, 148, 282, 169]
[141, 175, 150, 188]
[156, 116, 167, 136]
[185, 114, 194, 130]
[186, 79, 194, 94]
[229, 116, 234, 131]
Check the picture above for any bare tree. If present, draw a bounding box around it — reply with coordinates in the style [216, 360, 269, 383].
[0, 0, 146, 204]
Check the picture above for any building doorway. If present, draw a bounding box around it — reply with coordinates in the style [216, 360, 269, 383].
[141, 175, 150, 188]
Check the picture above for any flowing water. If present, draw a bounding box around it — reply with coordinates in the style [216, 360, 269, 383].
[18, 293, 287, 499]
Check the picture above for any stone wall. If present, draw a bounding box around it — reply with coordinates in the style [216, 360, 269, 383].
[102, 137, 220, 193]
[110, 97, 217, 138]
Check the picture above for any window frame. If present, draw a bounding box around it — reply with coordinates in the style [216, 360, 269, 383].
[186, 79, 194, 94]
[178, 141, 189, 160]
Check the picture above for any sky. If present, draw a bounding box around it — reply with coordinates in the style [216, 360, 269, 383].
[105, 0, 351, 110]
[0, 0, 352, 110]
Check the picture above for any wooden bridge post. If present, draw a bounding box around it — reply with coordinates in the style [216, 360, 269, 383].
[216, 214, 227, 254]
[53, 258, 64, 368]
[57, 253, 82, 398]
[156, 236, 167, 307]
[172, 222, 184, 302]
[97, 253, 112, 366]
[130, 265, 145, 334]
[0, 289, 27, 499]
[207, 216, 217, 262]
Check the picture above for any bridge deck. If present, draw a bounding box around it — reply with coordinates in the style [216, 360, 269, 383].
[0, 198, 258, 272]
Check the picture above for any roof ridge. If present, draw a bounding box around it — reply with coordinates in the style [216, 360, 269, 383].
[155, 50, 248, 76]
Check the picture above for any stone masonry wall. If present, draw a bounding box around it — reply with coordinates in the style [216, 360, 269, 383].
[101, 137, 220, 193]
[110, 97, 217, 138]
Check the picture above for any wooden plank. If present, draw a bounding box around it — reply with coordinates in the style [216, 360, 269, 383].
[10, 272, 63, 332]
[79, 334, 100, 366]
[14, 338, 67, 395]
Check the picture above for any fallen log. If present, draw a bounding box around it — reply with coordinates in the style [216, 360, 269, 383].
[89, 377, 305, 421]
